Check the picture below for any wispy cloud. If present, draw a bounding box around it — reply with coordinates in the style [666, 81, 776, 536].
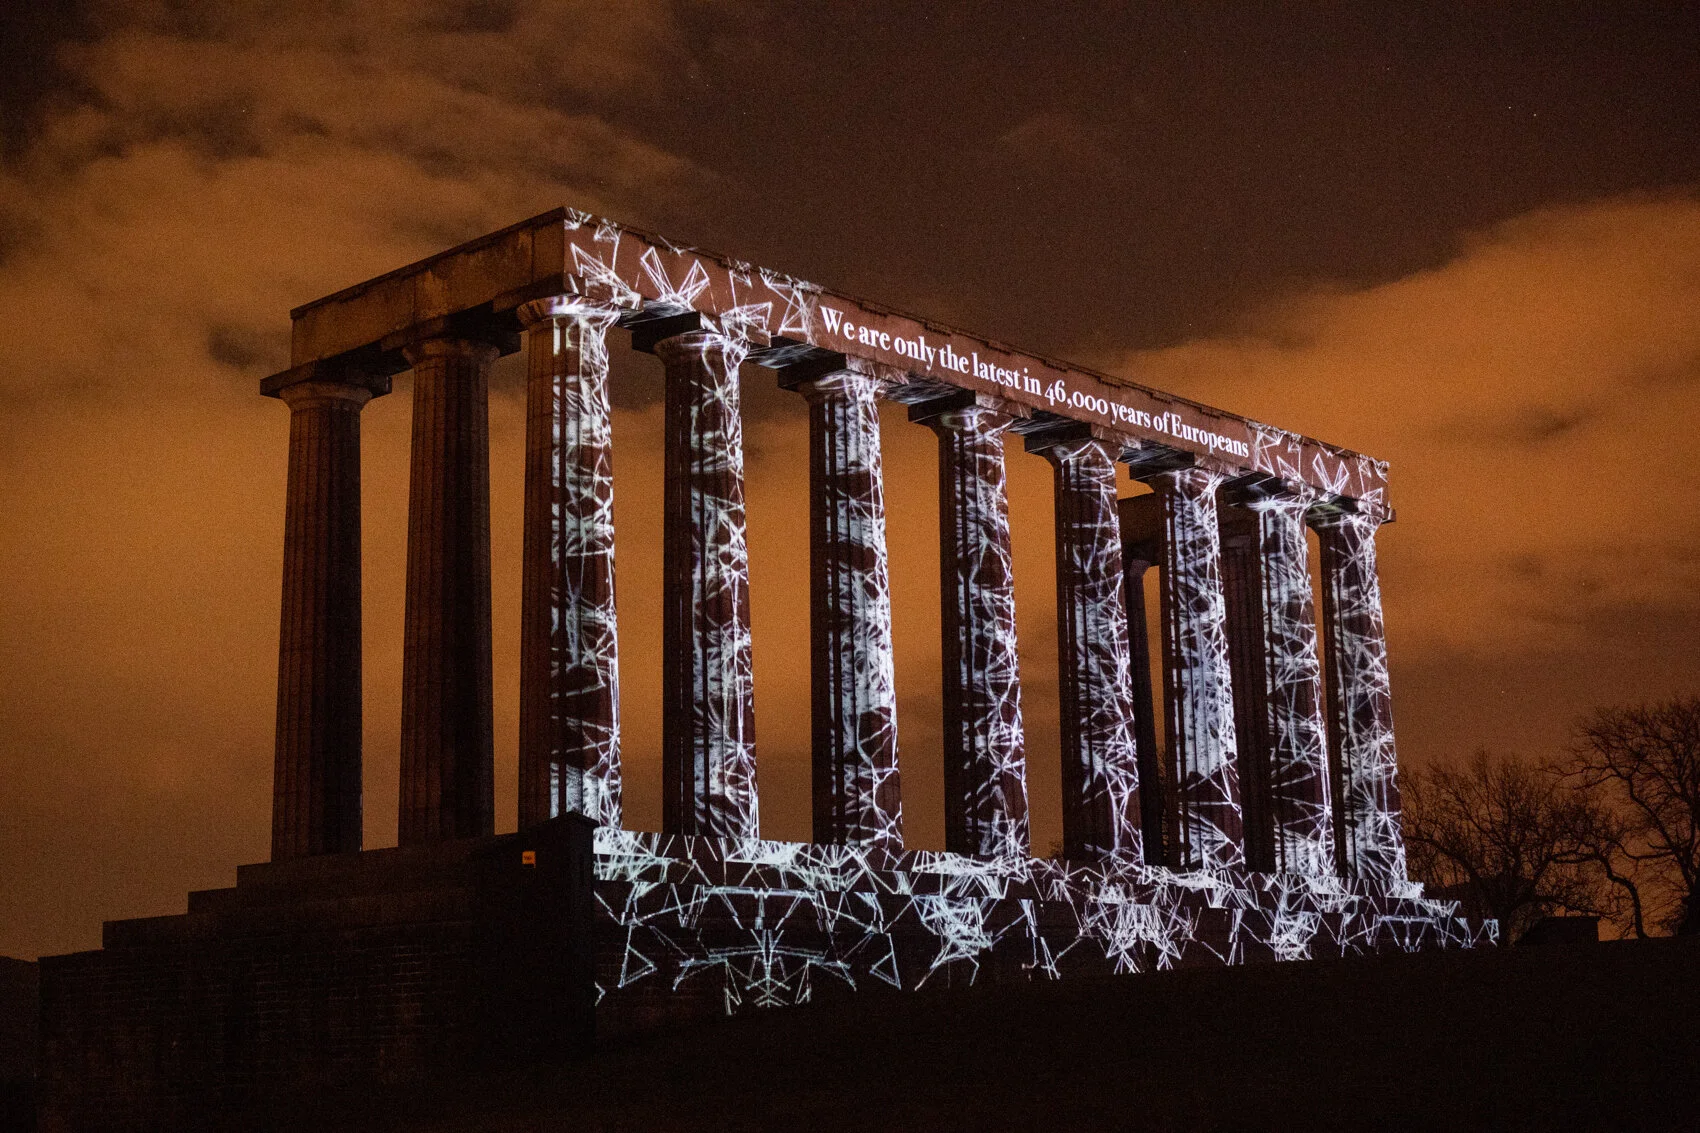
[1100, 193, 1700, 657]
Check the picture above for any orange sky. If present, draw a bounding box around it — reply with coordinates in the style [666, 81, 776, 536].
[3, 2, 1699, 959]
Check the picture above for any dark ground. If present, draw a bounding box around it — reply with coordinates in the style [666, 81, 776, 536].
[0, 959, 37, 1133]
[233, 936, 1698, 1133]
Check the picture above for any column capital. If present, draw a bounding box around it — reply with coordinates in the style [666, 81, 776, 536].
[1119, 441, 1197, 480]
[907, 388, 1013, 431]
[277, 380, 374, 412]
[261, 360, 390, 402]
[1018, 416, 1112, 461]
[1221, 474, 1316, 510]
[645, 326, 751, 373]
[1306, 502, 1388, 532]
[515, 295, 627, 329]
[785, 367, 886, 403]
[1134, 461, 1226, 496]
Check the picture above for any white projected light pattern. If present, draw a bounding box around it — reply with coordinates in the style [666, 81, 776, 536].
[1150, 467, 1246, 871]
[1040, 436, 1143, 860]
[1316, 512, 1408, 884]
[591, 829, 1492, 1017]
[926, 404, 1030, 859]
[518, 300, 626, 830]
[658, 330, 761, 842]
[515, 209, 1447, 1027]
[797, 371, 903, 856]
[1244, 489, 1336, 877]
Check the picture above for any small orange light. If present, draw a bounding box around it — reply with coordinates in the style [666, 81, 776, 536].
[521, 850, 536, 866]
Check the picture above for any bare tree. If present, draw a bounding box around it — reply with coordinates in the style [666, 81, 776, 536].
[1563, 697, 1700, 936]
[1403, 750, 1608, 942]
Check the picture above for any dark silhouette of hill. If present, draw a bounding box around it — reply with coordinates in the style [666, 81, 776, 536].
[0, 958, 37, 1133]
[240, 937, 1697, 1133]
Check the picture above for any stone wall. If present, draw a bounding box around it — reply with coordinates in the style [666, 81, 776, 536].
[38, 817, 593, 1133]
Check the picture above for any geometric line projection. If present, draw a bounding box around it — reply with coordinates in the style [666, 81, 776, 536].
[1314, 510, 1408, 883]
[518, 299, 627, 830]
[791, 369, 904, 858]
[1029, 430, 1143, 861]
[917, 398, 1030, 859]
[593, 829, 1490, 1020]
[1141, 466, 1245, 871]
[656, 330, 761, 842]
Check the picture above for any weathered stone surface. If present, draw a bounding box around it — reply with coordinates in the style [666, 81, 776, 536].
[270, 380, 373, 861]
[399, 338, 498, 845]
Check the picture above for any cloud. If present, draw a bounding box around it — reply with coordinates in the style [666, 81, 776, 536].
[992, 111, 1115, 174]
[5, 3, 1698, 961]
[1100, 192, 1700, 659]
[0, 0, 723, 958]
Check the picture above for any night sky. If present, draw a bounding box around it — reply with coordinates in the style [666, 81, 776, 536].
[4, 2, 1700, 959]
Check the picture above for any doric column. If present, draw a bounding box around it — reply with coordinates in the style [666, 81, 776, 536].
[785, 368, 902, 856]
[1118, 493, 1168, 867]
[517, 299, 624, 831]
[399, 336, 498, 845]
[649, 328, 759, 841]
[1222, 483, 1333, 876]
[1026, 428, 1141, 861]
[1134, 463, 1243, 871]
[1311, 508, 1407, 882]
[270, 377, 376, 861]
[913, 394, 1028, 858]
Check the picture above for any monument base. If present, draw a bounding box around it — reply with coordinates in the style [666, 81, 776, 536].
[591, 829, 1494, 1033]
[38, 816, 594, 1133]
[40, 823, 1490, 1129]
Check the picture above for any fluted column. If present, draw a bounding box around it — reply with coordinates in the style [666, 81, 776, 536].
[1224, 484, 1333, 876]
[654, 330, 759, 841]
[399, 336, 498, 845]
[913, 396, 1028, 858]
[1137, 465, 1242, 871]
[788, 369, 901, 856]
[1028, 430, 1141, 861]
[271, 379, 373, 861]
[1312, 509, 1407, 882]
[517, 299, 624, 831]
[1118, 493, 1168, 866]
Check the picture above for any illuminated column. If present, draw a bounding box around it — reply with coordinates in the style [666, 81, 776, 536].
[1118, 493, 1168, 867]
[399, 336, 498, 845]
[786, 368, 901, 856]
[913, 394, 1028, 858]
[1134, 464, 1242, 871]
[269, 376, 377, 861]
[1311, 508, 1407, 883]
[651, 329, 760, 841]
[1222, 483, 1333, 876]
[1218, 512, 1272, 870]
[517, 299, 624, 831]
[1027, 427, 1141, 861]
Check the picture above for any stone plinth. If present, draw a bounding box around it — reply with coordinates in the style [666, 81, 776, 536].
[38, 818, 595, 1133]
